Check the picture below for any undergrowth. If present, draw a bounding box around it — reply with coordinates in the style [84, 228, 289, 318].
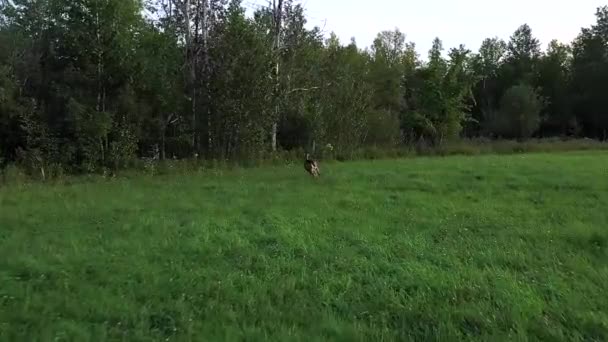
[2, 138, 607, 183]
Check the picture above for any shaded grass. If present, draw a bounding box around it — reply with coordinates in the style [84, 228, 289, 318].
[1, 151, 608, 341]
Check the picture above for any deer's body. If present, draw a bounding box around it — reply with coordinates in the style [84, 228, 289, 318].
[304, 153, 320, 178]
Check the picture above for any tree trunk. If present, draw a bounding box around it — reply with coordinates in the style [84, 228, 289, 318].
[181, 0, 198, 156]
[271, 0, 283, 152]
[271, 123, 278, 151]
[95, 5, 103, 113]
[201, 0, 212, 154]
[161, 127, 167, 161]
[191, 82, 197, 154]
[99, 138, 105, 163]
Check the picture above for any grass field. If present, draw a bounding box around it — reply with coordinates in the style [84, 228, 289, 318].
[1, 152, 607, 341]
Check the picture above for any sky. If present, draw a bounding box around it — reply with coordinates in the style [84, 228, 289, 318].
[244, 0, 605, 56]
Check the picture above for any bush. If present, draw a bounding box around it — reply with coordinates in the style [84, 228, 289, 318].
[485, 84, 544, 139]
[365, 110, 402, 147]
[1, 164, 28, 185]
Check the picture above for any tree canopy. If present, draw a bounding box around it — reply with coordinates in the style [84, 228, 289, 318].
[1, 1, 607, 172]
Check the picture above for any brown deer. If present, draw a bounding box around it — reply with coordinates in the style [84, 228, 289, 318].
[304, 153, 320, 178]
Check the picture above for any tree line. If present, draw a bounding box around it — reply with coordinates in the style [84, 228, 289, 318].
[0, 0, 607, 173]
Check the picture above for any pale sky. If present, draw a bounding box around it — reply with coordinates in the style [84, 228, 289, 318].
[245, 0, 605, 56]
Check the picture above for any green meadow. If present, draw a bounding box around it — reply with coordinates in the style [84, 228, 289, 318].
[1, 152, 607, 341]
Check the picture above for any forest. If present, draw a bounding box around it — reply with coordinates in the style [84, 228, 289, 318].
[0, 0, 607, 174]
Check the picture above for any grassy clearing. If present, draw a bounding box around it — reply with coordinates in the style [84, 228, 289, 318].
[1, 151, 607, 341]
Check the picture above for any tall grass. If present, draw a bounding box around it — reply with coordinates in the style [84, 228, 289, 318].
[1, 152, 607, 340]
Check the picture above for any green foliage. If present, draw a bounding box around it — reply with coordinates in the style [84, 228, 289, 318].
[0, 163, 27, 184]
[364, 110, 402, 146]
[109, 116, 138, 169]
[570, 6, 608, 139]
[0, 65, 26, 162]
[1, 1, 608, 172]
[132, 21, 185, 159]
[507, 24, 541, 63]
[536, 40, 574, 136]
[1, 153, 608, 340]
[208, 3, 274, 158]
[313, 36, 373, 157]
[68, 99, 113, 171]
[490, 84, 543, 139]
[402, 39, 476, 143]
[368, 29, 409, 113]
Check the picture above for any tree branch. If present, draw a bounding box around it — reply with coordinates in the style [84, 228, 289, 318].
[287, 82, 332, 94]
[287, 86, 320, 94]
